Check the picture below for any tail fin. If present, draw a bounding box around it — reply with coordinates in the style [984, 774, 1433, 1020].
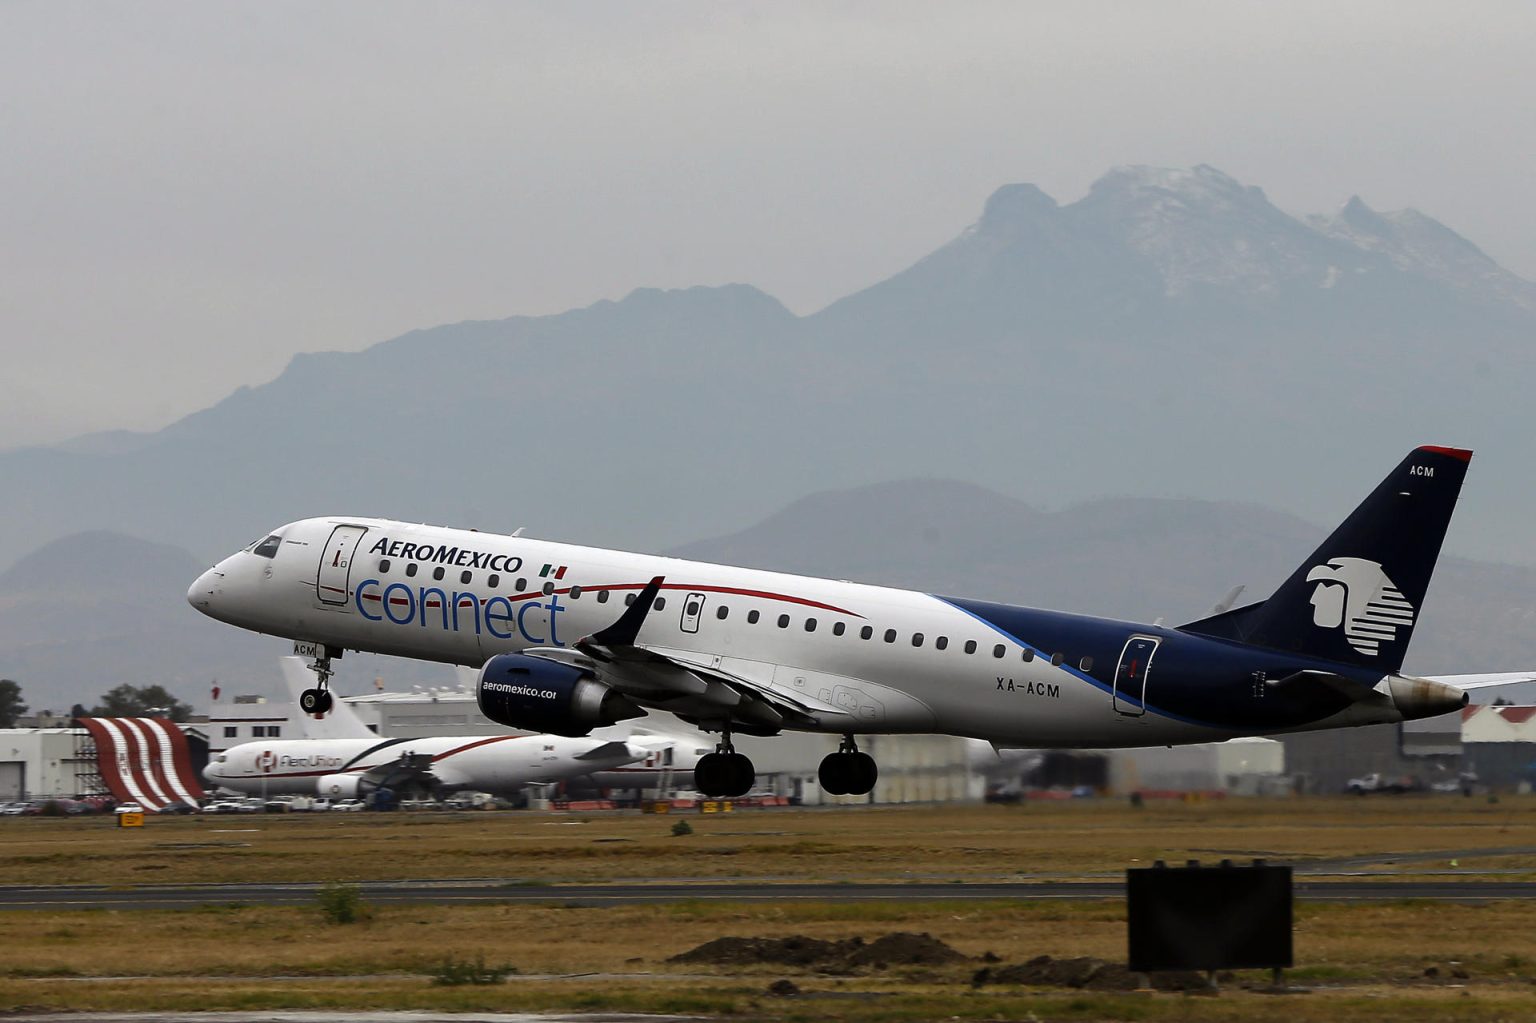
[1181, 445, 1471, 671]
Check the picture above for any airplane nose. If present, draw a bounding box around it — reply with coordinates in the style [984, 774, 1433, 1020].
[187, 566, 223, 612]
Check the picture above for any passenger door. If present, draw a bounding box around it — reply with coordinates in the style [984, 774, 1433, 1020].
[1113, 636, 1159, 717]
[316, 525, 369, 606]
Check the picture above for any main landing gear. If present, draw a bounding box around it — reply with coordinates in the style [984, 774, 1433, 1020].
[819, 735, 878, 796]
[694, 727, 755, 798]
[299, 648, 336, 716]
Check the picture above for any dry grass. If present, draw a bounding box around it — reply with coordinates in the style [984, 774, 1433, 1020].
[0, 900, 1535, 1019]
[2, 795, 1534, 886]
[3, 799, 1536, 1018]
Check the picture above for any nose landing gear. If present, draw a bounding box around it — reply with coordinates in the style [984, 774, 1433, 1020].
[298, 647, 338, 716]
[819, 735, 878, 796]
[694, 725, 755, 798]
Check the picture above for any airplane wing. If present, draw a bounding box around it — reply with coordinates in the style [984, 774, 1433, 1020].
[521, 576, 840, 735]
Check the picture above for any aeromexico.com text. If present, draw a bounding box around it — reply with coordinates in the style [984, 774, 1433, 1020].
[484, 682, 558, 700]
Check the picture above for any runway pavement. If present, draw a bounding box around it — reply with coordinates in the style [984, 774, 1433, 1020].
[2, 877, 1535, 910]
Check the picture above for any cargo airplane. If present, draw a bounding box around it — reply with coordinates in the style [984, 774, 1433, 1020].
[189, 446, 1528, 798]
[206, 664, 648, 800]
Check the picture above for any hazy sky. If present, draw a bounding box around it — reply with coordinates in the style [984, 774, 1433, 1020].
[3, 2, 1534, 449]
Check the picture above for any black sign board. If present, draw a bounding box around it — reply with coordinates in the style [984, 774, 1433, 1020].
[1127, 862, 1293, 973]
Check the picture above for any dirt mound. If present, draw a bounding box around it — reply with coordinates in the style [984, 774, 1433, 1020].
[670, 932, 966, 971]
[847, 932, 969, 968]
[973, 955, 1220, 992]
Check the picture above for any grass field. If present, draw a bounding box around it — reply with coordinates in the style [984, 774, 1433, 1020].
[1, 798, 1535, 1020]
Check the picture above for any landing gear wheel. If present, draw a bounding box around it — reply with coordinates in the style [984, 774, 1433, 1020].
[818, 737, 878, 796]
[299, 688, 322, 714]
[818, 752, 850, 795]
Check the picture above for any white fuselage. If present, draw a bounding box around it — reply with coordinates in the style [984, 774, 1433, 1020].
[205, 732, 639, 796]
[190, 517, 1265, 749]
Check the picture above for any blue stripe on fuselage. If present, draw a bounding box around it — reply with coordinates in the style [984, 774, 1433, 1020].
[934, 595, 1379, 732]
[934, 595, 1219, 728]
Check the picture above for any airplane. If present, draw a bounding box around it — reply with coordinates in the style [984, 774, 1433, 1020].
[277, 656, 708, 793]
[206, 662, 649, 801]
[188, 445, 1531, 799]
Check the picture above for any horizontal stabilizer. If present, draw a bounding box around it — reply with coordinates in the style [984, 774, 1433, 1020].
[1426, 672, 1536, 691]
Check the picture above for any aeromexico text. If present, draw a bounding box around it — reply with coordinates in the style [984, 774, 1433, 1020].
[367, 536, 523, 573]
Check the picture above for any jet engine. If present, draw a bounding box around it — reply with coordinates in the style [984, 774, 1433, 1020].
[317, 774, 364, 799]
[477, 653, 644, 737]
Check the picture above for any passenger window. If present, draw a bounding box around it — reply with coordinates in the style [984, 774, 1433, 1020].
[748, 610, 760, 624]
[625, 593, 636, 606]
[597, 589, 610, 603]
[654, 597, 666, 610]
[833, 622, 846, 636]
[1079, 656, 1094, 672]
[964, 640, 977, 654]
[884, 629, 897, 643]
[515, 578, 527, 592]
[993, 644, 1006, 658]
[912, 633, 924, 647]
[488, 573, 499, 588]
[717, 606, 729, 620]
[687, 601, 700, 616]
[861, 625, 873, 640]
[379, 559, 391, 573]
[433, 567, 446, 581]
[805, 618, 817, 632]
[935, 636, 948, 651]
[1051, 652, 1065, 667]
[570, 586, 582, 598]
[406, 563, 418, 578]
[252, 534, 281, 558]
[1022, 648, 1035, 662]
[461, 570, 473, 585]
[778, 614, 790, 628]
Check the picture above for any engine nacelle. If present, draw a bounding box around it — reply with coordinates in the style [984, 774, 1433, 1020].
[477, 653, 644, 737]
[317, 774, 363, 799]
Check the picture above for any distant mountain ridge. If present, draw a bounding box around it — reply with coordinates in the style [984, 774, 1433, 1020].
[4, 165, 1535, 570]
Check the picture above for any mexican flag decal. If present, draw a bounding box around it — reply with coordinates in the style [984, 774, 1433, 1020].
[539, 563, 568, 580]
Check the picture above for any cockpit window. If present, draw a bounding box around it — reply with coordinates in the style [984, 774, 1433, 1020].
[252, 534, 282, 559]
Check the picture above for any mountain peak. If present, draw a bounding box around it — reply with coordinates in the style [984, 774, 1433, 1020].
[1312, 198, 1536, 309]
[977, 183, 1060, 231]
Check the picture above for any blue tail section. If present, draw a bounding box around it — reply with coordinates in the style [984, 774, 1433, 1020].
[1180, 446, 1471, 672]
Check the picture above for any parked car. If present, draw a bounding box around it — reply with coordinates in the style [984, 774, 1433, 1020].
[332, 798, 366, 812]
[0, 801, 30, 816]
[156, 802, 199, 815]
[114, 802, 145, 815]
[202, 800, 246, 814]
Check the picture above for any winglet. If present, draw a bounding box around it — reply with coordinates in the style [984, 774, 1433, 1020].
[587, 576, 665, 648]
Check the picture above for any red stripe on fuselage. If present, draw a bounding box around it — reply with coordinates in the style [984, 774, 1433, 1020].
[360, 581, 858, 617]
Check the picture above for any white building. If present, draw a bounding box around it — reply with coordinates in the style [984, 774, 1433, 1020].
[0, 729, 90, 801]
